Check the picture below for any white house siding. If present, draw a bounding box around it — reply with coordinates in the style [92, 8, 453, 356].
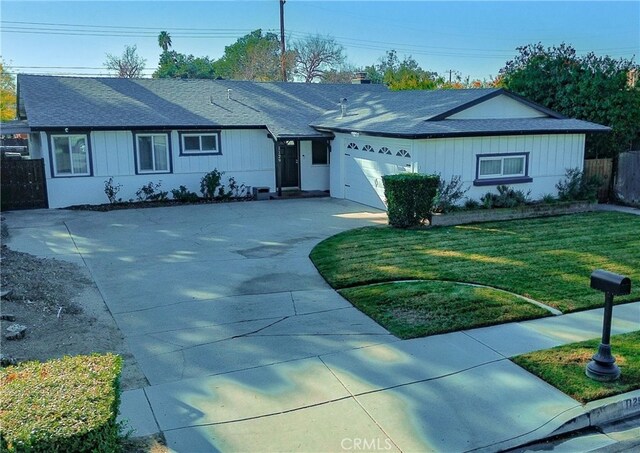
[331, 132, 585, 209]
[414, 134, 585, 201]
[448, 95, 548, 119]
[41, 128, 276, 208]
[299, 140, 330, 191]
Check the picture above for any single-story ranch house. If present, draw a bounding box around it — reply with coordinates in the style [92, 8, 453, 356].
[14, 74, 609, 209]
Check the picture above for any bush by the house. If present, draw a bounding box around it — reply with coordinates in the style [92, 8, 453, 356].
[0, 354, 122, 452]
[171, 185, 200, 203]
[201, 169, 251, 200]
[136, 181, 168, 202]
[432, 175, 469, 214]
[103, 177, 123, 204]
[382, 173, 440, 228]
[556, 168, 601, 202]
[481, 185, 530, 209]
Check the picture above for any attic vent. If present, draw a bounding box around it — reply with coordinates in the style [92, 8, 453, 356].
[227, 89, 232, 100]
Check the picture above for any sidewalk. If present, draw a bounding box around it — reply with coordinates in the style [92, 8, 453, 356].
[120, 301, 640, 452]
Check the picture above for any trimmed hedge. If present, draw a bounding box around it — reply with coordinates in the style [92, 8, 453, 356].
[382, 173, 440, 228]
[0, 354, 123, 452]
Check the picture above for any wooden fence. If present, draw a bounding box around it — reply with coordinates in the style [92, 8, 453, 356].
[584, 158, 613, 202]
[0, 158, 48, 210]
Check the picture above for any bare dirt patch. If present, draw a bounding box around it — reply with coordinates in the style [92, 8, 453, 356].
[0, 219, 168, 451]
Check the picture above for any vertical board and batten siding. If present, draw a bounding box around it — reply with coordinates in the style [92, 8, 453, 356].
[40, 129, 276, 208]
[332, 131, 586, 209]
[414, 134, 585, 200]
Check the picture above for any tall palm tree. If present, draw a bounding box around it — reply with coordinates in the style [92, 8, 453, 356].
[158, 31, 172, 52]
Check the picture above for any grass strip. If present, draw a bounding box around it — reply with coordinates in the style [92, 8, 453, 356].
[513, 331, 640, 403]
[339, 281, 550, 339]
[311, 212, 640, 312]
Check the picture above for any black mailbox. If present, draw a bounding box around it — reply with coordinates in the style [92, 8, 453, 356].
[590, 269, 631, 296]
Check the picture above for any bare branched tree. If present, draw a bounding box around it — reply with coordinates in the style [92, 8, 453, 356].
[104, 45, 147, 78]
[292, 35, 346, 83]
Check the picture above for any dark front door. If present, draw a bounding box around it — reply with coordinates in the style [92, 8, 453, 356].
[279, 140, 299, 188]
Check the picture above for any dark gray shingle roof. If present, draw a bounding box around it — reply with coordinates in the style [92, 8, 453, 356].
[17, 75, 387, 139]
[18, 75, 610, 139]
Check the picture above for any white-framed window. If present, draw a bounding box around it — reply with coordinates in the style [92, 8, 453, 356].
[50, 134, 90, 177]
[311, 141, 329, 165]
[474, 153, 531, 186]
[179, 131, 221, 155]
[135, 133, 170, 174]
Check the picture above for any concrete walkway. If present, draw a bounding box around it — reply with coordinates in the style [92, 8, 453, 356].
[4, 199, 639, 452]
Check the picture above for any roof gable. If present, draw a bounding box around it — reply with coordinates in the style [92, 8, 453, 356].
[446, 93, 550, 120]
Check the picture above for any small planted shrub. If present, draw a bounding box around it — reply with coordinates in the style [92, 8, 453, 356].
[200, 169, 225, 200]
[171, 185, 200, 203]
[481, 185, 530, 209]
[541, 193, 557, 204]
[463, 198, 481, 210]
[201, 169, 251, 201]
[136, 181, 168, 202]
[556, 168, 601, 202]
[432, 175, 469, 214]
[0, 354, 122, 452]
[382, 173, 440, 228]
[103, 177, 122, 204]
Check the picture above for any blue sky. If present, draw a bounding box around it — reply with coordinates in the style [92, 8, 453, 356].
[1, 1, 638, 81]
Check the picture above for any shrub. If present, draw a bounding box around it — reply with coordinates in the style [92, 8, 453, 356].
[103, 177, 122, 204]
[463, 198, 481, 210]
[136, 181, 168, 202]
[171, 185, 200, 203]
[382, 173, 440, 228]
[200, 169, 225, 200]
[556, 168, 601, 201]
[201, 169, 251, 201]
[481, 185, 530, 209]
[432, 175, 469, 213]
[0, 354, 122, 452]
[541, 193, 557, 204]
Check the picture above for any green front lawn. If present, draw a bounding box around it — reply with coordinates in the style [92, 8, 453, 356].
[340, 281, 549, 339]
[311, 212, 639, 313]
[513, 331, 640, 403]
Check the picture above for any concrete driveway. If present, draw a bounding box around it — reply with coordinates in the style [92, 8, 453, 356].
[5, 199, 639, 452]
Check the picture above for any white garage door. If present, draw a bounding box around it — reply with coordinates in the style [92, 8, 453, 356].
[344, 141, 413, 210]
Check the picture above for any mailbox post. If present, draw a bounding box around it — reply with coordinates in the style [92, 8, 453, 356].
[586, 269, 631, 382]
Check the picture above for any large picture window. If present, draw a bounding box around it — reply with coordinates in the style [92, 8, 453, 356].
[135, 133, 170, 173]
[474, 153, 532, 186]
[51, 134, 90, 177]
[179, 131, 221, 155]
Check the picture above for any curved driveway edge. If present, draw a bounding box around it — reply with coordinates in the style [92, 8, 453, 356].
[4, 199, 639, 452]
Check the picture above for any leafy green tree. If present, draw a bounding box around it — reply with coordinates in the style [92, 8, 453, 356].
[213, 29, 294, 81]
[292, 34, 345, 82]
[0, 59, 16, 121]
[500, 43, 640, 157]
[158, 31, 172, 52]
[319, 63, 359, 83]
[153, 51, 216, 79]
[104, 45, 146, 78]
[363, 50, 443, 90]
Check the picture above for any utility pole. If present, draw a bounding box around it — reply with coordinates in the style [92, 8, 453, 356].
[279, 0, 287, 82]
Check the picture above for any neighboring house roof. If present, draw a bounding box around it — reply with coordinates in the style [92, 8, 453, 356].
[0, 119, 31, 135]
[17, 75, 387, 139]
[17, 75, 610, 140]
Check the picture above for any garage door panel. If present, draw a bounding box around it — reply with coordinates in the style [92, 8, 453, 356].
[345, 154, 410, 210]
